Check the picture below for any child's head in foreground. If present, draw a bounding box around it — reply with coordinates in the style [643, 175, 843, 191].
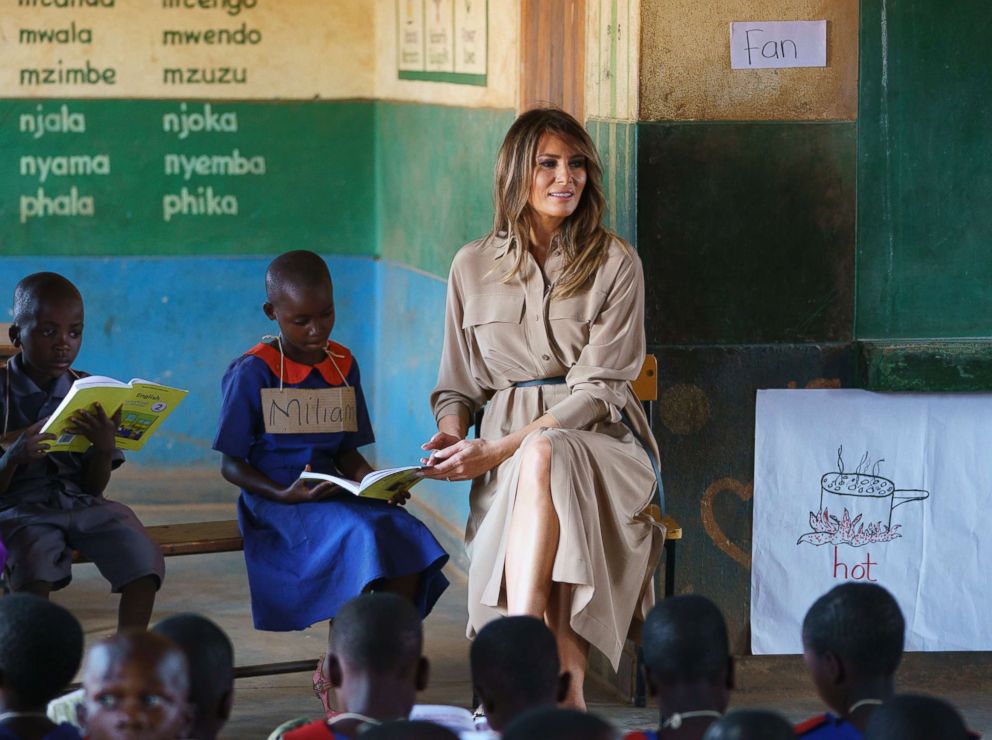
[78, 630, 192, 740]
[641, 594, 733, 711]
[801, 582, 904, 715]
[701, 709, 794, 740]
[153, 613, 234, 740]
[502, 708, 616, 740]
[470, 615, 568, 731]
[9, 272, 84, 384]
[263, 249, 335, 365]
[0, 593, 84, 711]
[863, 694, 970, 740]
[324, 593, 428, 712]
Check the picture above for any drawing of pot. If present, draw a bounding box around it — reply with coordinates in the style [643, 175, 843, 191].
[819, 471, 929, 530]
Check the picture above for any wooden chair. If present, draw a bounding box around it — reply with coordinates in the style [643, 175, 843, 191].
[633, 354, 682, 707]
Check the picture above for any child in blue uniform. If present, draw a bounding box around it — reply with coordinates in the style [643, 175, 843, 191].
[213, 250, 448, 632]
[796, 583, 904, 739]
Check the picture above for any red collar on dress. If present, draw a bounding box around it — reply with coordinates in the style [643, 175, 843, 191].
[246, 340, 353, 386]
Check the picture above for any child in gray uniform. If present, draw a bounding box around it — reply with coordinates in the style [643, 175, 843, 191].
[0, 272, 163, 630]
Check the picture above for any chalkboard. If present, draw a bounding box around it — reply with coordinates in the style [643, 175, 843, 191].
[857, 2, 992, 339]
[0, 99, 375, 255]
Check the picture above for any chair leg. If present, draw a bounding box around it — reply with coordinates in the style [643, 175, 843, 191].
[664, 539, 677, 598]
[635, 646, 647, 707]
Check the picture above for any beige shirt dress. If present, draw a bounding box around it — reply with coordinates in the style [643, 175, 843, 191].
[431, 233, 666, 669]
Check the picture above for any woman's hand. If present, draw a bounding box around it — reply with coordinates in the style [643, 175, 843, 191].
[420, 431, 463, 466]
[420, 438, 506, 482]
[65, 403, 120, 454]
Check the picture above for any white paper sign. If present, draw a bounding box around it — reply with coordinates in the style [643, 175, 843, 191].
[730, 20, 826, 69]
[751, 390, 992, 654]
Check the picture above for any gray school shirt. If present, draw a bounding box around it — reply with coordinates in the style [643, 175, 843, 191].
[0, 352, 124, 510]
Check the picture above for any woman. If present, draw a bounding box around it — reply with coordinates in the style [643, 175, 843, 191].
[421, 108, 665, 708]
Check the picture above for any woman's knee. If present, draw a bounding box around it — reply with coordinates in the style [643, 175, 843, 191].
[519, 433, 553, 475]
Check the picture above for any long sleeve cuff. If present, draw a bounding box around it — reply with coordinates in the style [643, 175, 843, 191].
[433, 398, 474, 429]
[546, 390, 613, 430]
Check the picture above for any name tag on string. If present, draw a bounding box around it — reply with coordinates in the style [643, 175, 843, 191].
[260, 387, 358, 434]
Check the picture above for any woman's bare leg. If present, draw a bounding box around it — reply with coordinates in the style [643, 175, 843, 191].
[547, 583, 589, 709]
[505, 434, 558, 617]
[504, 435, 586, 707]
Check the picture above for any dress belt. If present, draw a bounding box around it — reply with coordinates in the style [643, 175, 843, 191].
[510, 377, 667, 514]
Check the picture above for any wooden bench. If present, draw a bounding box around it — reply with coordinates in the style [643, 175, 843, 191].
[71, 520, 316, 679]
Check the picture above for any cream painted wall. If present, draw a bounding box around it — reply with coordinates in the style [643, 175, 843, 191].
[640, 0, 858, 121]
[1, 0, 374, 99]
[585, 0, 640, 121]
[374, 0, 518, 109]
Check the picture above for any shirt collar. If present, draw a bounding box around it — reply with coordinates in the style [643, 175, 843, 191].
[247, 341, 353, 386]
[6, 352, 76, 399]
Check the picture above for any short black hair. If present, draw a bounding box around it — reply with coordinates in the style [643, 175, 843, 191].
[153, 613, 233, 727]
[864, 694, 969, 740]
[332, 593, 422, 676]
[12, 272, 82, 325]
[802, 583, 904, 677]
[0, 594, 84, 706]
[471, 616, 560, 706]
[265, 250, 332, 303]
[361, 720, 459, 740]
[702, 709, 794, 740]
[642, 594, 730, 684]
[503, 708, 616, 740]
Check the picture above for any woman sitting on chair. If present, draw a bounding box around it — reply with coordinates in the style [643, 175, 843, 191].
[421, 107, 666, 708]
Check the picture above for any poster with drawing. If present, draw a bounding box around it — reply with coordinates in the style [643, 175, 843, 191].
[751, 389, 992, 654]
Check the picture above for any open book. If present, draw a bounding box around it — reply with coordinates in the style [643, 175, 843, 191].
[299, 465, 424, 501]
[40, 376, 188, 453]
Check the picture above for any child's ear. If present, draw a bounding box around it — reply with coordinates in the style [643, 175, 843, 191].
[556, 671, 572, 704]
[824, 651, 845, 685]
[415, 656, 430, 692]
[641, 664, 657, 699]
[263, 302, 276, 321]
[327, 653, 344, 689]
[726, 655, 736, 690]
[8, 324, 20, 348]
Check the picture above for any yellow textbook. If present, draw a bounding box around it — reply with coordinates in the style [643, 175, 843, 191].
[299, 466, 424, 501]
[40, 376, 188, 452]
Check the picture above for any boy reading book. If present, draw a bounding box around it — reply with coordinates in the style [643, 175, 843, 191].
[0, 273, 164, 631]
[213, 250, 449, 633]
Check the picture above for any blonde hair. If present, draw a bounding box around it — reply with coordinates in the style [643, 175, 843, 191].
[489, 108, 622, 299]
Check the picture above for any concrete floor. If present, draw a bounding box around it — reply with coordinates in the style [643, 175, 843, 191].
[46, 470, 992, 738]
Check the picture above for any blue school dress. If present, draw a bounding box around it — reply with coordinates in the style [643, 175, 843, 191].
[213, 340, 449, 631]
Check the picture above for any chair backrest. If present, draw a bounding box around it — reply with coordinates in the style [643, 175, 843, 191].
[632, 354, 658, 403]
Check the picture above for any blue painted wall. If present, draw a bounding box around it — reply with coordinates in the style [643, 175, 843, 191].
[1, 255, 378, 467]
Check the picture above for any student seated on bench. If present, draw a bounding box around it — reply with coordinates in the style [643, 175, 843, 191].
[214, 251, 448, 637]
[0, 273, 163, 631]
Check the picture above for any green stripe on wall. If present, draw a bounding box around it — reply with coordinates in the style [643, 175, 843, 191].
[376, 101, 514, 277]
[588, 117, 637, 244]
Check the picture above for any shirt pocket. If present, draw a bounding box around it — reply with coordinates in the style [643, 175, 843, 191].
[547, 292, 602, 355]
[462, 293, 525, 366]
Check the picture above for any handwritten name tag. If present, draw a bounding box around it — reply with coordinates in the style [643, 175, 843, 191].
[261, 387, 357, 434]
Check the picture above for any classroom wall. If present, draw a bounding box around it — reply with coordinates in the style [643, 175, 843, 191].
[636, 0, 859, 650]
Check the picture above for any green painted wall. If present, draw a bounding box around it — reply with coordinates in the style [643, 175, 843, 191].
[588, 118, 637, 244]
[857, 1, 992, 339]
[1, 99, 376, 256]
[375, 101, 515, 277]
